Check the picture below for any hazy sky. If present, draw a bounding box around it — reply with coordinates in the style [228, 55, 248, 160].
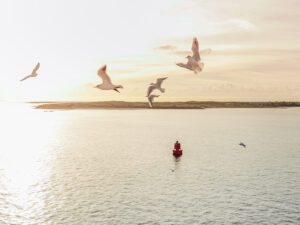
[0, 0, 299, 101]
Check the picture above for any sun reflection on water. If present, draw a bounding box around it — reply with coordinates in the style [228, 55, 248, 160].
[0, 103, 62, 223]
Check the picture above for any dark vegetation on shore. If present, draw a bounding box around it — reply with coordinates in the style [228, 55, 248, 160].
[32, 101, 300, 110]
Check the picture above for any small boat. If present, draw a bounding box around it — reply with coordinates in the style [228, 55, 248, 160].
[173, 140, 182, 157]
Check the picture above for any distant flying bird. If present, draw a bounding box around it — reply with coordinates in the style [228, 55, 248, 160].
[176, 37, 204, 74]
[147, 94, 160, 108]
[147, 77, 167, 96]
[239, 142, 246, 148]
[95, 65, 123, 93]
[20, 62, 40, 81]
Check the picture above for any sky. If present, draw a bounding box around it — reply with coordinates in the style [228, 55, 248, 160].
[0, 0, 299, 102]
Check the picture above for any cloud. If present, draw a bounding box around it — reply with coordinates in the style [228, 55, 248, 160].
[110, 69, 138, 75]
[154, 45, 177, 51]
[213, 48, 300, 56]
[173, 50, 190, 56]
[165, 48, 212, 56]
[230, 19, 257, 31]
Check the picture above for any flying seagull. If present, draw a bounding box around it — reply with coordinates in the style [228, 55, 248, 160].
[176, 37, 204, 74]
[239, 142, 246, 148]
[147, 94, 160, 108]
[20, 62, 40, 81]
[95, 65, 123, 93]
[147, 77, 167, 96]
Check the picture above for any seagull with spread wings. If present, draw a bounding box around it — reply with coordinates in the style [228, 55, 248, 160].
[94, 65, 123, 93]
[176, 37, 204, 74]
[20, 62, 40, 81]
[147, 77, 167, 96]
[147, 94, 160, 108]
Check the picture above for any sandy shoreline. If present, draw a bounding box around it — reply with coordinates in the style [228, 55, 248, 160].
[31, 101, 300, 110]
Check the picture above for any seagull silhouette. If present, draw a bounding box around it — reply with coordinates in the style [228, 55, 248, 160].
[94, 65, 123, 93]
[239, 142, 246, 148]
[147, 77, 167, 96]
[176, 37, 204, 74]
[20, 62, 40, 81]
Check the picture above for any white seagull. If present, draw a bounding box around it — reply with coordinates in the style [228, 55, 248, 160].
[147, 94, 160, 108]
[176, 37, 204, 74]
[20, 62, 40, 81]
[147, 77, 167, 96]
[95, 65, 123, 93]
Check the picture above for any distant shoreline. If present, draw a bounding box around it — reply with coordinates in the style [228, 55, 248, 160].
[31, 101, 300, 110]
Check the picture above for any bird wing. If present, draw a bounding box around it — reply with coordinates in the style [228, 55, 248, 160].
[176, 63, 192, 70]
[148, 95, 159, 107]
[148, 97, 153, 108]
[31, 62, 40, 74]
[191, 37, 200, 62]
[97, 65, 112, 84]
[150, 95, 159, 101]
[147, 85, 155, 96]
[156, 77, 168, 86]
[20, 75, 32, 81]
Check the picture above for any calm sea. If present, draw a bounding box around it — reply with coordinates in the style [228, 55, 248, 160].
[0, 103, 299, 224]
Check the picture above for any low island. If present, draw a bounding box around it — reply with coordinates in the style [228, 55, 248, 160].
[32, 101, 300, 110]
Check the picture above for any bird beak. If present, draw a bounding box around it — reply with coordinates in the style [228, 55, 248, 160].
[114, 89, 120, 93]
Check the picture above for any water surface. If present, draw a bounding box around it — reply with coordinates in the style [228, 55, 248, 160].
[0, 103, 299, 224]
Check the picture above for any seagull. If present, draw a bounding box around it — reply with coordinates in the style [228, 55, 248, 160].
[95, 65, 123, 93]
[176, 37, 204, 74]
[239, 142, 246, 148]
[147, 77, 167, 96]
[147, 94, 160, 108]
[20, 62, 40, 81]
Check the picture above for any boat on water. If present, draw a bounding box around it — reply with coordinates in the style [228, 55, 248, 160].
[173, 140, 182, 157]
